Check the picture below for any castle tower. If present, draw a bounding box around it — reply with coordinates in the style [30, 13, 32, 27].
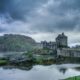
[56, 33, 68, 48]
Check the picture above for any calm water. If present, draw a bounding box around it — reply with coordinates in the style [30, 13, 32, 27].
[0, 64, 80, 80]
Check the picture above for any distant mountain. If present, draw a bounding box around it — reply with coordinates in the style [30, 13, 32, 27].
[0, 34, 36, 52]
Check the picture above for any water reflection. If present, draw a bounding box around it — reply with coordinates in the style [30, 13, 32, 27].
[59, 68, 67, 74]
[0, 64, 80, 80]
[74, 67, 80, 71]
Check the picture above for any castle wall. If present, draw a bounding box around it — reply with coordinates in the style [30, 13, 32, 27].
[57, 48, 80, 57]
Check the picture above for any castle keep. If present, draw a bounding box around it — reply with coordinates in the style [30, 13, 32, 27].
[41, 33, 80, 57]
[41, 33, 68, 49]
[56, 33, 68, 48]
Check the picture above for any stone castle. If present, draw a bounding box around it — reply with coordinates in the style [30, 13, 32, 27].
[41, 33, 68, 50]
[41, 33, 80, 57]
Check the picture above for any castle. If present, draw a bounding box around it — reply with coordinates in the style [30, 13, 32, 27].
[41, 33, 68, 50]
[41, 33, 80, 57]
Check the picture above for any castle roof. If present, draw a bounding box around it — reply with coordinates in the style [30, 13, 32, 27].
[56, 33, 67, 39]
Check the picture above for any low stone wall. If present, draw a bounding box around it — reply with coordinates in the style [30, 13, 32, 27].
[57, 48, 80, 57]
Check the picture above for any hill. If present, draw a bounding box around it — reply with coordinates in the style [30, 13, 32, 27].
[0, 34, 36, 52]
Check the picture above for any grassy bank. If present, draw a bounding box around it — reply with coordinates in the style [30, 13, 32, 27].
[0, 59, 8, 65]
[34, 58, 56, 65]
[64, 76, 80, 80]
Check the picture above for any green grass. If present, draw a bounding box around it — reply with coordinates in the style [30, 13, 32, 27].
[0, 60, 8, 65]
[64, 76, 80, 80]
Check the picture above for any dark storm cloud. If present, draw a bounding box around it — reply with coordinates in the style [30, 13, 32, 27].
[0, 0, 80, 34]
[1, 0, 80, 44]
[59, 0, 80, 11]
[0, 0, 9, 12]
[0, 0, 48, 20]
[30, 0, 80, 32]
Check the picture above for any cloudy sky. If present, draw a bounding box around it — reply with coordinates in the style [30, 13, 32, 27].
[0, 0, 80, 45]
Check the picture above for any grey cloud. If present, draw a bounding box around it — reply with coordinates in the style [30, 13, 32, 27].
[27, 0, 80, 32]
[0, 0, 80, 44]
[0, 0, 80, 31]
[0, 0, 48, 20]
